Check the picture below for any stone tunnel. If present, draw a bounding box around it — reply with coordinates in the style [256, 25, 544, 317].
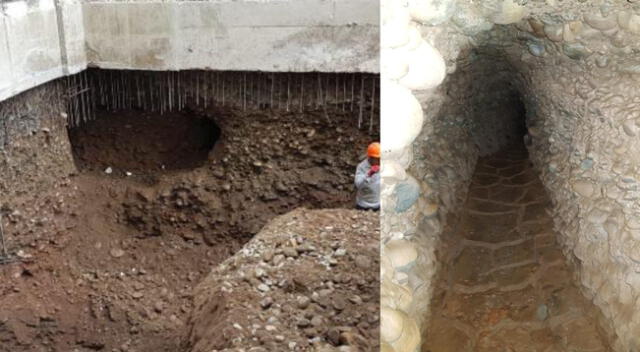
[381, 1, 640, 351]
[0, 1, 380, 351]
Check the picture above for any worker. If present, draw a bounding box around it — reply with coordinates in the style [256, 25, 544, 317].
[355, 142, 380, 211]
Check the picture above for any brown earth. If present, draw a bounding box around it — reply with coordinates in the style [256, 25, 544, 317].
[0, 106, 378, 352]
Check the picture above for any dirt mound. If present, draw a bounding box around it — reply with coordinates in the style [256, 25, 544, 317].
[0, 106, 377, 352]
[185, 208, 380, 352]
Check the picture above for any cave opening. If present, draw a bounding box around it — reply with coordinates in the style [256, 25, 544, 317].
[69, 110, 221, 175]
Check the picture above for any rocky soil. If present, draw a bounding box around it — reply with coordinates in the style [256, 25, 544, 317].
[186, 208, 380, 352]
[0, 106, 378, 352]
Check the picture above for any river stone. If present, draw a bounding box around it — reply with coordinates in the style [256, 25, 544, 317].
[381, 307, 404, 343]
[381, 81, 423, 153]
[583, 12, 618, 31]
[407, 0, 455, 25]
[573, 180, 595, 197]
[394, 176, 421, 213]
[398, 40, 447, 91]
[580, 158, 594, 170]
[536, 304, 549, 321]
[563, 43, 592, 60]
[385, 240, 418, 269]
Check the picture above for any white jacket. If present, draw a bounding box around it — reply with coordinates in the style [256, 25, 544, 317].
[355, 159, 380, 209]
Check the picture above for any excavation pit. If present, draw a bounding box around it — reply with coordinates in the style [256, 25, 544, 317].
[0, 70, 380, 351]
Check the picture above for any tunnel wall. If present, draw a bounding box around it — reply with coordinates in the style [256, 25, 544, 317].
[381, 1, 640, 351]
[503, 16, 640, 350]
[0, 0, 379, 103]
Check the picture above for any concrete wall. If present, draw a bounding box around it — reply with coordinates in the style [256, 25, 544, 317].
[0, 0, 86, 102]
[0, 0, 378, 103]
[81, 0, 379, 73]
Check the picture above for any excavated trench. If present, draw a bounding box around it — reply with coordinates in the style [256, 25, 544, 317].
[381, 2, 640, 351]
[420, 53, 613, 351]
[0, 69, 379, 351]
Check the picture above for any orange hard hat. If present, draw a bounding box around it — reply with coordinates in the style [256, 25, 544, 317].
[367, 142, 381, 158]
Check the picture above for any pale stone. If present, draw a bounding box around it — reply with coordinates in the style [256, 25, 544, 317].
[622, 120, 636, 137]
[385, 240, 419, 269]
[626, 216, 640, 230]
[405, 24, 423, 51]
[398, 40, 447, 91]
[573, 180, 595, 197]
[563, 42, 592, 60]
[452, 5, 494, 36]
[563, 21, 583, 42]
[381, 160, 408, 182]
[583, 12, 618, 31]
[380, 342, 395, 352]
[383, 145, 414, 170]
[618, 11, 640, 34]
[491, 0, 526, 25]
[407, 0, 455, 26]
[544, 23, 563, 42]
[381, 80, 424, 153]
[380, 307, 404, 343]
[394, 271, 409, 284]
[381, 0, 411, 49]
[390, 312, 420, 352]
[382, 47, 409, 81]
[381, 253, 394, 281]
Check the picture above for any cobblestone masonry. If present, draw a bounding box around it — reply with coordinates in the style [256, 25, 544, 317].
[381, 1, 640, 351]
[423, 146, 611, 352]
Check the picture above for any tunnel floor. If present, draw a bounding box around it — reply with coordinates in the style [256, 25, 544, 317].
[422, 145, 611, 352]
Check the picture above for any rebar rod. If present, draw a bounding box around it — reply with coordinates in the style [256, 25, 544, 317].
[270, 73, 274, 109]
[333, 74, 340, 106]
[286, 73, 290, 112]
[0, 212, 8, 257]
[370, 77, 376, 134]
[204, 72, 209, 109]
[358, 74, 365, 129]
[342, 74, 346, 112]
[350, 74, 355, 112]
[300, 74, 305, 113]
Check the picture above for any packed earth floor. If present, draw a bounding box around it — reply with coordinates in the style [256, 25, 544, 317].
[422, 145, 612, 352]
[0, 106, 378, 352]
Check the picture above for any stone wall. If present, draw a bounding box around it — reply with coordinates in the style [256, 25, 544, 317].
[503, 16, 640, 350]
[381, 0, 640, 351]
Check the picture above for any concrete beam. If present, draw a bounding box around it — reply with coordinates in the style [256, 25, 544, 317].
[82, 0, 379, 72]
[0, 0, 378, 103]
